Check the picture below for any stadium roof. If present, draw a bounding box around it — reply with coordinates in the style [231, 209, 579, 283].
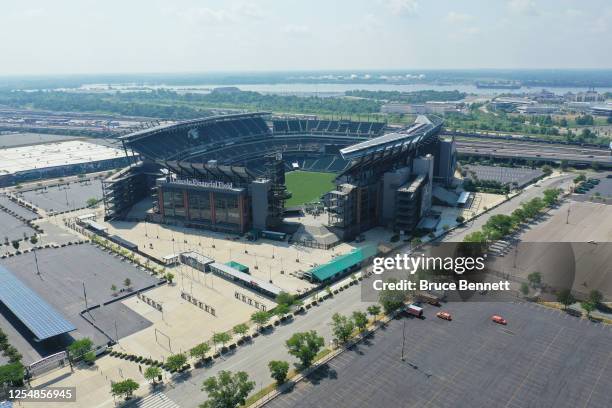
[120, 112, 271, 142]
[0, 140, 133, 176]
[0, 265, 76, 341]
[309, 245, 377, 282]
[340, 115, 442, 160]
[209, 262, 283, 297]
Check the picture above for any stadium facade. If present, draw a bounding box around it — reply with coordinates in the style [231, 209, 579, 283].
[110, 112, 455, 240]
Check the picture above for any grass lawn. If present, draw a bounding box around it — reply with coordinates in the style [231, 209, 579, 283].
[285, 171, 336, 207]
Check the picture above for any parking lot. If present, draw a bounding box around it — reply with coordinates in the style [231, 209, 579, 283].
[0, 211, 37, 243]
[0, 195, 39, 220]
[571, 174, 612, 204]
[17, 179, 103, 213]
[0, 245, 159, 363]
[266, 301, 612, 408]
[462, 165, 543, 187]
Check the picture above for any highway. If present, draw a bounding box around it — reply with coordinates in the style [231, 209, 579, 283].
[455, 138, 612, 165]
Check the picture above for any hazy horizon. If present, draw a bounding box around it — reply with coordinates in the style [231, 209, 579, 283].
[1, 0, 611, 76]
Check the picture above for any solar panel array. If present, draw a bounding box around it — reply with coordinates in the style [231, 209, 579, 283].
[0, 265, 76, 341]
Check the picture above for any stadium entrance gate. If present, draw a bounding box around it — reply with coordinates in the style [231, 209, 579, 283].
[27, 351, 69, 378]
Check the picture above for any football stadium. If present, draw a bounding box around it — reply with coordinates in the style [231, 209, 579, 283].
[106, 112, 456, 245]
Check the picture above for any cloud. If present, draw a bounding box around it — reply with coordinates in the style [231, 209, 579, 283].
[168, 3, 266, 25]
[592, 8, 612, 33]
[384, 0, 419, 17]
[564, 8, 583, 18]
[9, 7, 45, 19]
[445, 11, 473, 24]
[282, 24, 310, 36]
[506, 0, 539, 16]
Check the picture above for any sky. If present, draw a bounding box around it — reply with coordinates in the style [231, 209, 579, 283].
[1, 0, 611, 75]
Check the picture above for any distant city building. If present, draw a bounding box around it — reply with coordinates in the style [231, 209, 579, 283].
[590, 105, 612, 116]
[566, 88, 605, 103]
[517, 104, 559, 115]
[489, 97, 534, 112]
[529, 89, 564, 104]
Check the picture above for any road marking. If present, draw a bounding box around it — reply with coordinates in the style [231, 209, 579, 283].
[582, 352, 611, 408]
[504, 327, 564, 408]
[422, 339, 492, 408]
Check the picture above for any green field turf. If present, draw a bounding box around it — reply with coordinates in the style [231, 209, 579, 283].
[285, 171, 336, 207]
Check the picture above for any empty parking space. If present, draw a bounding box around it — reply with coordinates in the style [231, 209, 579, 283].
[0, 195, 39, 220]
[17, 179, 103, 213]
[265, 301, 612, 408]
[0, 211, 37, 243]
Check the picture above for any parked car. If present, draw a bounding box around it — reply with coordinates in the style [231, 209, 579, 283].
[436, 311, 452, 321]
[491, 315, 507, 325]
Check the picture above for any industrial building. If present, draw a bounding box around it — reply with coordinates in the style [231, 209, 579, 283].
[0, 140, 136, 187]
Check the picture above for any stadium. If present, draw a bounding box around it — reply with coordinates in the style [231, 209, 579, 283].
[106, 112, 456, 246]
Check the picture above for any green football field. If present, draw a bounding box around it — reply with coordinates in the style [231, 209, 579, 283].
[284, 171, 336, 207]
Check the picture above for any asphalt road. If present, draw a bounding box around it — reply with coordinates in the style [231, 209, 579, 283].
[456, 139, 612, 165]
[165, 282, 375, 407]
[442, 173, 576, 242]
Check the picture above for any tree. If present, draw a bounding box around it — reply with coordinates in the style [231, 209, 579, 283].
[30, 235, 38, 245]
[542, 165, 553, 176]
[520, 282, 530, 296]
[285, 331, 324, 369]
[86, 197, 98, 207]
[331, 313, 355, 344]
[233, 323, 249, 337]
[165, 272, 175, 283]
[527, 272, 542, 288]
[11, 241, 19, 251]
[581, 301, 595, 318]
[67, 338, 93, 361]
[352, 311, 368, 333]
[190, 343, 211, 362]
[573, 173, 586, 184]
[0, 362, 25, 387]
[556, 289, 575, 310]
[274, 303, 290, 316]
[212, 332, 231, 350]
[111, 378, 139, 400]
[588, 290, 603, 306]
[201, 370, 254, 408]
[463, 231, 487, 245]
[123, 278, 132, 290]
[166, 353, 187, 372]
[251, 311, 270, 331]
[379, 278, 409, 314]
[367, 305, 381, 322]
[83, 351, 96, 365]
[111, 284, 117, 296]
[144, 366, 161, 385]
[268, 360, 290, 385]
[275, 291, 298, 307]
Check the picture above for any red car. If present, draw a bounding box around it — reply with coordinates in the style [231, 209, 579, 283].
[436, 311, 452, 321]
[491, 315, 507, 325]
